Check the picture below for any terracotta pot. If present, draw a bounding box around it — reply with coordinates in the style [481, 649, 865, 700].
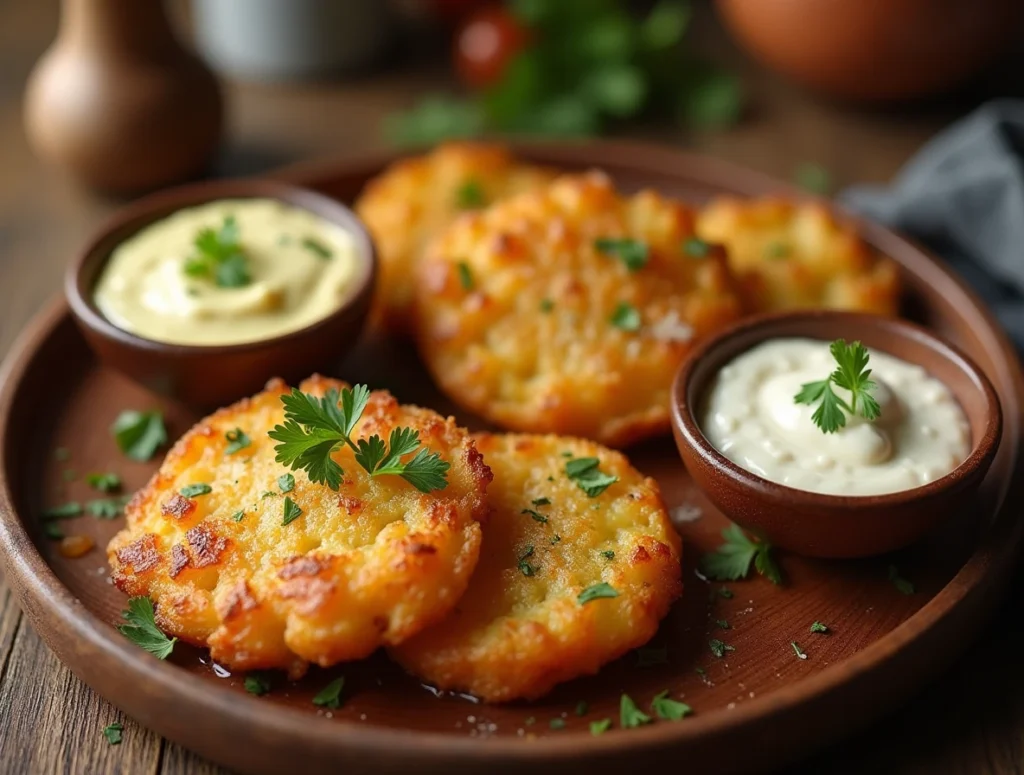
[24, 0, 224, 193]
[716, 0, 1021, 101]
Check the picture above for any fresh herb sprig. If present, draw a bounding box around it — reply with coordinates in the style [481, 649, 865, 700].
[794, 339, 881, 434]
[185, 215, 251, 288]
[117, 597, 176, 659]
[269, 385, 450, 493]
[701, 524, 782, 585]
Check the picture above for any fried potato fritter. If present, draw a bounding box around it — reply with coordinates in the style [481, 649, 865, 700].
[355, 142, 557, 327]
[696, 197, 900, 314]
[107, 376, 492, 676]
[391, 433, 682, 702]
[412, 172, 743, 447]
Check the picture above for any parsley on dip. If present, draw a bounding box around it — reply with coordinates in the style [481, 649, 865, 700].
[94, 198, 360, 346]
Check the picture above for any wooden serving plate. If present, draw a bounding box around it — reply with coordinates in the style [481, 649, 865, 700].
[1, 142, 1021, 775]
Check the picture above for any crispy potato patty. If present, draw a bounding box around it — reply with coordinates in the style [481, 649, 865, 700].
[107, 376, 491, 676]
[696, 197, 900, 314]
[355, 142, 557, 328]
[391, 433, 682, 702]
[413, 172, 743, 446]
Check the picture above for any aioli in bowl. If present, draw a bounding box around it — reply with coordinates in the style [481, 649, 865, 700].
[700, 337, 971, 496]
[94, 198, 361, 346]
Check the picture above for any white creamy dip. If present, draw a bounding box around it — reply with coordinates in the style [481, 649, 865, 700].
[700, 338, 971, 496]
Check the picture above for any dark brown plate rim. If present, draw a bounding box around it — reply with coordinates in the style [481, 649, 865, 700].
[0, 140, 1022, 770]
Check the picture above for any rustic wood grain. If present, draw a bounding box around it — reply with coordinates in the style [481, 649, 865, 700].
[1, 0, 1020, 773]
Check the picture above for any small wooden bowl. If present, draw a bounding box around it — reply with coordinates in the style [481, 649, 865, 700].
[65, 179, 376, 408]
[671, 311, 1002, 558]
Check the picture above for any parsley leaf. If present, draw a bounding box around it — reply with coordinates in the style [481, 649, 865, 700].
[620, 694, 652, 728]
[42, 502, 82, 519]
[278, 473, 295, 493]
[683, 237, 710, 258]
[518, 545, 538, 577]
[610, 302, 641, 331]
[810, 621, 829, 634]
[87, 496, 131, 519]
[185, 216, 251, 288]
[522, 508, 548, 523]
[651, 690, 692, 721]
[102, 722, 123, 745]
[539, 298, 554, 313]
[180, 483, 212, 498]
[888, 564, 915, 595]
[282, 497, 303, 526]
[700, 524, 782, 585]
[270, 386, 449, 493]
[565, 457, 618, 497]
[301, 237, 333, 260]
[595, 238, 649, 271]
[549, 718, 566, 730]
[455, 179, 487, 209]
[795, 162, 832, 195]
[456, 261, 474, 290]
[111, 410, 167, 462]
[85, 472, 121, 493]
[245, 673, 271, 696]
[601, 550, 615, 560]
[578, 582, 618, 604]
[225, 428, 251, 455]
[313, 677, 345, 709]
[590, 718, 612, 735]
[575, 700, 589, 716]
[709, 638, 734, 658]
[794, 339, 880, 433]
[232, 510, 245, 522]
[118, 597, 176, 659]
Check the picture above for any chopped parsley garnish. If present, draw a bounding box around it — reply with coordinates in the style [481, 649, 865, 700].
[301, 237, 333, 260]
[518, 545, 538, 577]
[539, 298, 554, 313]
[764, 241, 789, 260]
[111, 410, 167, 462]
[709, 638, 734, 658]
[590, 718, 612, 735]
[312, 677, 345, 709]
[456, 261, 474, 290]
[651, 691, 692, 721]
[888, 564, 915, 595]
[231, 510, 245, 522]
[610, 302, 641, 332]
[270, 384, 450, 493]
[260, 491, 277, 499]
[565, 457, 618, 497]
[794, 339, 881, 434]
[185, 215, 251, 288]
[43, 502, 82, 519]
[717, 586, 734, 599]
[636, 645, 669, 667]
[701, 524, 782, 585]
[620, 694, 652, 728]
[810, 621, 829, 634]
[683, 237, 710, 258]
[575, 701, 589, 716]
[522, 508, 548, 523]
[601, 550, 615, 560]
[549, 718, 566, 730]
[550, 534, 562, 545]
[278, 473, 295, 493]
[791, 641, 808, 660]
[225, 428, 251, 455]
[578, 582, 618, 605]
[715, 619, 730, 630]
[281, 497, 303, 526]
[118, 597, 176, 659]
[179, 483, 212, 498]
[532, 497, 551, 507]
[102, 722, 123, 745]
[244, 673, 271, 696]
[85, 472, 121, 493]
[595, 238, 649, 271]
[455, 178, 487, 209]
[87, 496, 131, 519]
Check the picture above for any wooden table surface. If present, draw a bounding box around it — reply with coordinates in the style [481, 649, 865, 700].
[3, 1, 1024, 773]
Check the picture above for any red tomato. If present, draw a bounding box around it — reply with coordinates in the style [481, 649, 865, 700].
[454, 6, 528, 88]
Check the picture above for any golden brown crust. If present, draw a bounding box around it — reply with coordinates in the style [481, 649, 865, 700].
[696, 196, 901, 314]
[391, 433, 682, 702]
[412, 172, 744, 447]
[355, 142, 558, 329]
[107, 375, 492, 676]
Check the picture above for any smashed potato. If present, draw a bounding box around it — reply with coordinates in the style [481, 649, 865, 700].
[412, 172, 743, 447]
[107, 375, 491, 676]
[355, 142, 557, 328]
[392, 433, 682, 702]
[696, 197, 900, 314]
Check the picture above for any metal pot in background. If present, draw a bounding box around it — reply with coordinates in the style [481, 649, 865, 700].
[191, 0, 394, 81]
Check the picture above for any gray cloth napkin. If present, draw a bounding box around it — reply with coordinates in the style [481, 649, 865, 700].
[841, 99, 1024, 349]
